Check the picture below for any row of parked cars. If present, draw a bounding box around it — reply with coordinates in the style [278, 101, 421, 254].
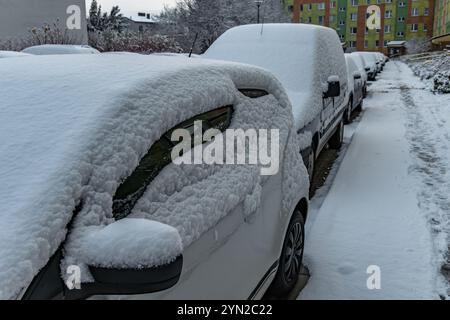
[0, 24, 387, 300]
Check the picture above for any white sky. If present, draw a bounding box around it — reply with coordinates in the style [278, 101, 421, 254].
[85, 0, 177, 15]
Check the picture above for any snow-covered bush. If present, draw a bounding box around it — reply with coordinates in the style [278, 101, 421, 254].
[88, 30, 182, 54]
[434, 70, 450, 94]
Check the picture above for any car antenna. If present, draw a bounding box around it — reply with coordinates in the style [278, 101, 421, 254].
[189, 33, 198, 58]
[260, 2, 266, 35]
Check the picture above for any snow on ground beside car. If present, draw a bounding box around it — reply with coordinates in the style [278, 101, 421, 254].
[299, 61, 450, 299]
[203, 24, 347, 130]
[0, 54, 302, 298]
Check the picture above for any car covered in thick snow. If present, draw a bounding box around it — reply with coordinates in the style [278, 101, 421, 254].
[204, 24, 349, 182]
[355, 52, 378, 81]
[0, 54, 309, 299]
[344, 54, 365, 123]
[21, 44, 100, 55]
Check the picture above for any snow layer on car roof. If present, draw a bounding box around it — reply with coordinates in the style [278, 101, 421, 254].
[0, 54, 303, 298]
[21, 44, 100, 55]
[203, 23, 347, 129]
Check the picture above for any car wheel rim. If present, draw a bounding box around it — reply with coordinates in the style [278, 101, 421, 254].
[283, 221, 304, 283]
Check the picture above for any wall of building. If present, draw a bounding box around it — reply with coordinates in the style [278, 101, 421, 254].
[0, 0, 88, 44]
[292, 0, 434, 52]
[433, 0, 450, 37]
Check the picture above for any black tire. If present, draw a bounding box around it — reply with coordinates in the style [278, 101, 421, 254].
[344, 98, 353, 124]
[269, 209, 305, 296]
[328, 119, 344, 150]
[354, 98, 363, 112]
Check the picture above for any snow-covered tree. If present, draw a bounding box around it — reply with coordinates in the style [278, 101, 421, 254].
[158, 0, 290, 53]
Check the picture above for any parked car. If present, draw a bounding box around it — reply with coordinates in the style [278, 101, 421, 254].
[350, 52, 368, 97]
[22, 44, 100, 55]
[0, 54, 309, 300]
[204, 24, 349, 182]
[0, 51, 31, 58]
[356, 52, 378, 81]
[344, 54, 365, 123]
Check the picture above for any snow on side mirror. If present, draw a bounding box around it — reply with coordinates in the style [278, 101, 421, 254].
[323, 75, 341, 99]
[66, 219, 183, 299]
[353, 72, 362, 80]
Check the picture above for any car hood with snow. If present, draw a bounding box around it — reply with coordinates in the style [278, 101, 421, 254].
[0, 54, 304, 299]
[203, 24, 347, 129]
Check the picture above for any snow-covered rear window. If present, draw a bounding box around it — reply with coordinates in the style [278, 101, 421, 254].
[113, 106, 234, 219]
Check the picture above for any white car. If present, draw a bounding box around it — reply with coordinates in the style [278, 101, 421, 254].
[344, 54, 365, 123]
[22, 44, 100, 55]
[0, 54, 309, 300]
[356, 52, 378, 81]
[204, 24, 348, 183]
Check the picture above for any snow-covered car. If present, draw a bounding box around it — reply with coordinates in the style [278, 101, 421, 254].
[21, 44, 100, 55]
[344, 54, 364, 123]
[356, 52, 378, 81]
[0, 54, 309, 300]
[0, 51, 31, 58]
[350, 52, 368, 97]
[204, 24, 348, 182]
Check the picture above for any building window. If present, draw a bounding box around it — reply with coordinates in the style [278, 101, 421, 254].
[350, 27, 358, 34]
[351, 0, 358, 6]
[366, 0, 370, 3]
[300, 4, 304, 11]
[308, 4, 312, 10]
[412, 8, 419, 16]
[351, 13, 358, 21]
[318, 15, 325, 24]
[384, 24, 391, 33]
[375, 40, 380, 47]
[411, 23, 418, 32]
[384, 40, 388, 46]
[350, 41, 357, 47]
[330, 1, 336, 8]
[364, 40, 368, 48]
[365, 27, 369, 34]
[308, 16, 312, 23]
[398, 16, 405, 22]
[386, 0, 392, 3]
[376, 0, 381, 4]
[424, 23, 428, 31]
[385, 10, 392, 18]
[397, 31, 404, 37]
[339, 34, 345, 41]
[376, 28, 380, 33]
[330, 15, 336, 22]
[399, 1, 406, 7]
[339, 20, 345, 25]
[138, 12, 146, 17]
[339, 7, 346, 12]
[424, 7, 429, 16]
[318, 2, 325, 10]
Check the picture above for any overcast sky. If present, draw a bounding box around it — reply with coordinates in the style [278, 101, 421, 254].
[85, 0, 177, 15]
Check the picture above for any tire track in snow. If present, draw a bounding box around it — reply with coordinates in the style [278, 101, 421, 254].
[397, 61, 450, 298]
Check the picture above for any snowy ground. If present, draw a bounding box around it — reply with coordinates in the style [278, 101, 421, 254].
[298, 61, 450, 300]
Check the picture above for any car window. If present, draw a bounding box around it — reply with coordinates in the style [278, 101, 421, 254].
[112, 106, 234, 219]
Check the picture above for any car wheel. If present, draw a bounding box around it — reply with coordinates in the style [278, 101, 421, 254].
[329, 119, 344, 150]
[269, 209, 305, 296]
[344, 99, 353, 124]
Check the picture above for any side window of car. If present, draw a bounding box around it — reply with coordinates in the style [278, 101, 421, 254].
[112, 106, 234, 220]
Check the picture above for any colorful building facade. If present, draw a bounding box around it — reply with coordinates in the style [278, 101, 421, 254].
[433, 0, 450, 42]
[290, 0, 434, 52]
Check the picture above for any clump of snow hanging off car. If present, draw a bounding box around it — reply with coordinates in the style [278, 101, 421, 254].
[404, 51, 450, 93]
[81, 219, 183, 269]
[203, 24, 348, 130]
[0, 53, 304, 297]
[21, 44, 100, 55]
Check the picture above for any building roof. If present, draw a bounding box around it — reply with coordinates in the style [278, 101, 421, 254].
[387, 41, 406, 47]
[124, 11, 158, 24]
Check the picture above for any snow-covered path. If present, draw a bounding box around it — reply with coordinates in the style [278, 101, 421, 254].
[298, 61, 450, 300]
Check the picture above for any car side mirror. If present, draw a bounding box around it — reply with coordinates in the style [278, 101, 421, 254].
[353, 72, 362, 80]
[323, 76, 340, 98]
[65, 219, 183, 299]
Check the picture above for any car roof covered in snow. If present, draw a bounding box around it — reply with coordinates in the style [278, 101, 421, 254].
[0, 51, 31, 58]
[203, 23, 347, 129]
[22, 44, 100, 55]
[0, 54, 290, 299]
